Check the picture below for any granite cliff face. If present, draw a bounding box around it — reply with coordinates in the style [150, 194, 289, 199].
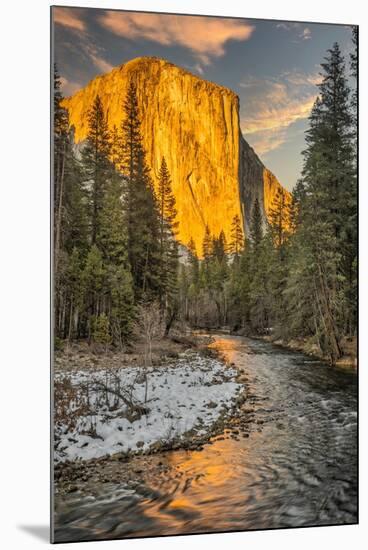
[239, 138, 290, 236]
[62, 57, 290, 253]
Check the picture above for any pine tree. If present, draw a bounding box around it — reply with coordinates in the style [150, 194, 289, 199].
[348, 28, 358, 332]
[63, 154, 89, 257]
[53, 65, 89, 340]
[350, 27, 358, 125]
[250, 198, 263, 248]
[82, 245, 106, 339]
[248, 233, 272, 334]
[120, 82, 161, 299]
[212, 231, 227, 263]
[110, 125, 123, 168]
[187, 237, 199, 285]
[99, 169, 135, 347]
[109, 266, 135, 348]
[306, 43, 354, 242]
[181, 238, 200, 325]
[188, 239, 199, 282]
[81, 95, 112, 246]
[239, 197, 274, 334]
[237, 249, 252, 329]
[99, 173, 128, 266]
[268, 189, 290, 249]
[284, 42, 356, 362]
[200, 230, 229, 326]
[53, 64, 70, 273]
[156, 157, 179, 313]
[91, 313, 112, 350]
[229, 214, 244, 257]
[65, 247, 84, 341]
[202, 224, 212, 260]
[157, 157, 178, 234]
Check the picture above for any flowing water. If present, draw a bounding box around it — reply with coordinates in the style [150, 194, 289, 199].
[54, 334, 357, 542]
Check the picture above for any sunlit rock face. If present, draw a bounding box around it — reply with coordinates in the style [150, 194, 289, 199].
[62, 56, 290, 254]
[239, 138, 291, 236]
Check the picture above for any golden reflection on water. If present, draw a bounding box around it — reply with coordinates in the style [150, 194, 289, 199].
[142, 434, 257, 532]
[208, 336, 240, 364]
[176, 452, 229, 486]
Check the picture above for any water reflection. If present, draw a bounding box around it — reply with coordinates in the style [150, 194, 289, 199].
[54, 334, 357, 542]
[208, 336, 240, 364]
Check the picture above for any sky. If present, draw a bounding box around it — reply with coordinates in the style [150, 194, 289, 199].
[52, 6, 354, 191]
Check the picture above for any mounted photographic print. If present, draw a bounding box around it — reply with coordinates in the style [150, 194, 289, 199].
[51, 5, 358, 543]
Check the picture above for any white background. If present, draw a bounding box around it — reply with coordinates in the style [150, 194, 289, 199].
[0, 0, 366, 548]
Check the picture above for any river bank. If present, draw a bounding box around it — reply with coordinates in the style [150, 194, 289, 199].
[258, 335, 357, 369]
[53, 332, 254, 495]
[229, 327, 357, 368]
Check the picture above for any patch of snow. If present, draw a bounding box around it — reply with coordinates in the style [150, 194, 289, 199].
[54, 353, 241, 462]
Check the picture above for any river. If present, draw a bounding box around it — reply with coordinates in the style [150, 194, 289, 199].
[54, 334, 358, 542]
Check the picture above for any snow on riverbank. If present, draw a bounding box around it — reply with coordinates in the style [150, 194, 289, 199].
[54, 352, 241, 462]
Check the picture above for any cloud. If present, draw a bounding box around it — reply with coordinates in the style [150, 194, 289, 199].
[242, 94, 315, 138]
[281, 70, 322, 86]
[83, 42, 114, 73]
[91, 54, 113, 74]
[276, 22, 299, 31]
[99, 12, 254, 64]
[53, 7, 86, 32]
[301, 27, 312, 40]
[276, 21, 312, 41]
[276, 22, 288, 30]
[54, 7, 112, 75]
[193, 63, 204, 75]
[240, 72, 319, 155]
[247, 128, 291, 156]
[242, 99, 315, 156]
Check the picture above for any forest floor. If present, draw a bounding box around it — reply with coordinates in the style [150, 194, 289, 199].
[54, 333, 251, 495]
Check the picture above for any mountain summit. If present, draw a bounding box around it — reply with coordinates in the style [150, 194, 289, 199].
[62, 56, 290, 252]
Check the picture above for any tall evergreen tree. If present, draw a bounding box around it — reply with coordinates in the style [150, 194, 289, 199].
[202, 224, 212, 260]
[53, 65, 88, 340]
[268, 189, 290, 249]
[187, 237, 199, 285]
[250, 198, 263, 248]
[156, 157, 179, 305]
[229, 214, 244, 257]
[350, 27, 358, 124]
[99, 169, 135, 347]
[306, 43, 354, 241]
[157, 157, 178, 233]
[248, 204, 270, 334]
[81, 95, 112, 246]
[120, 82, 161, 299]
[82, 244, 106, 340]
[155, 157, 180, 331]
[212, 231, 227, 263]
[53, 64, 70, 273]
[284, 42, 356, 362]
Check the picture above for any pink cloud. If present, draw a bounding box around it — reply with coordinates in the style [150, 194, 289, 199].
[99, 12, 254, 64]
[53, 7, 86, 32]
